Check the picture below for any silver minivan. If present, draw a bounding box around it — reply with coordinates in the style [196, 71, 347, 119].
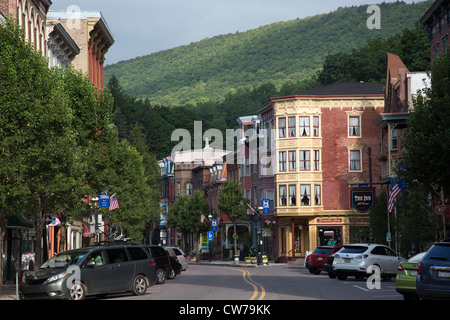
[20, 244, 156, 300]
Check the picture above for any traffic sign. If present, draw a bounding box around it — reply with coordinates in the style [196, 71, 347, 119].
[211, 218, 218, 232]
[98, 194, 110, 208]
[207, 231, 213, 242]
[262, 199, 270, 214]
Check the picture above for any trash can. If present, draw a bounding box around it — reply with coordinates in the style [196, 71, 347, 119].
[234, 255, 240, 265]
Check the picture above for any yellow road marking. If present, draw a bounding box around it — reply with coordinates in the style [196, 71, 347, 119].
[220, 267, 266, 300]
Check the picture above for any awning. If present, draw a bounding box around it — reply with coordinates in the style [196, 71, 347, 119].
[82, 223, 94, 237]
[7, 213, 33, 230]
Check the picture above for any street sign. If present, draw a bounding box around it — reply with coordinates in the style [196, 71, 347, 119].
[211, 218, 218, 232]
[98, 194, 110, 208]
[207, 231, 213, 242]
[262, 199, 270, 214]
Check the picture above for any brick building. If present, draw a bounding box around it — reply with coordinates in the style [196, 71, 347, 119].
[268, 82, 385, 260]
[421, 0, 449, 61]
[47, 10, 114, 89]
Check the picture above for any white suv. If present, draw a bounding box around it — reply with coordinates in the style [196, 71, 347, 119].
[332, 243, 404, 281]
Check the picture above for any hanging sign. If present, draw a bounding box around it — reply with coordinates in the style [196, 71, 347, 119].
[350, 187, 376, 213]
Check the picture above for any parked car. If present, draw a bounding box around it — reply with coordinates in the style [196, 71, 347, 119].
[167, 251, 182, 278]
[143, 245, 178, 284]
[20, 243, 156, 300]
[165, 246, 188, 271]
[395, 252, 426, 300]
[417, 241, 450, 299]
[332, 243, 404, 281]
[306, 246, 342, 274]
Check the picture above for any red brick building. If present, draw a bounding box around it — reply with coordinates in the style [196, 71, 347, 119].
[421, 0, 450, 61]
[268, 82, 385, 259]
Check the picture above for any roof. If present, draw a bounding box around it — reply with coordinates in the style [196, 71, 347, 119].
[270, 82, 384, 101]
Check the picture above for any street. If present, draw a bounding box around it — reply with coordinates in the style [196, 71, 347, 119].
[105, 264, 402, 301]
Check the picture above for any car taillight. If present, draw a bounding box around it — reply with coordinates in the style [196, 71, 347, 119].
[306, 255, 311, 261]
[150, 258, 156, 264]
[168, 257, 171, 266]
[397, 264, 403, 271]
[183, 255, 187, 259]
[417, 261, 421, 275]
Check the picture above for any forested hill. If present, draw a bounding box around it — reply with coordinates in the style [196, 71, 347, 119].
[104, 1, 432, 106]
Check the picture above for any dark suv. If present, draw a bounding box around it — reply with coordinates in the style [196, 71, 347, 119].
[417, 240, 450, 299]
[143, 245, 181, 284]
[20, 243, 156, 300]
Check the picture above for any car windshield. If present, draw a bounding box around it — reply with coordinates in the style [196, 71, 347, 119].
[312, 247, 333, 254]
[340, 246, 368, 254]
[40, 250, 90, 269]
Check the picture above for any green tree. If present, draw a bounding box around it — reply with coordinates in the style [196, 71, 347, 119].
[403, 52, 450, 197]
[218, 179, 247, 257]
[168, 190, 209, 261]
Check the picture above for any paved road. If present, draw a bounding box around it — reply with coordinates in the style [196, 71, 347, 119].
[107, 263, 402, 301]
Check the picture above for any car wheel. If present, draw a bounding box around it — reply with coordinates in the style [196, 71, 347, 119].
[132, 275, 148, 296]
[68, 282, 86, 301]
[156, 269, 166, 284]
[167, 267, 176, 279]
[337, 274, 347, 280]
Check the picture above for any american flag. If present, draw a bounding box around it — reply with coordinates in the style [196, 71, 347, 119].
[388, 178, 401, 213]
[109, 196, 120, 211]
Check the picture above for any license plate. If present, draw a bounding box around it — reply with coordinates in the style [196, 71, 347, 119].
[344, 258, 351, 263]
[438, 271, 450, 278]
[318, 257, 323, 261]
[409, 270, 417, 276]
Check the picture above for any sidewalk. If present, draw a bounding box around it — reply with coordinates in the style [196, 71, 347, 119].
[0, 284, 19, 301]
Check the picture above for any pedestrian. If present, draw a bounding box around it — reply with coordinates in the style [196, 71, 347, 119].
[250, 244, 256, 257]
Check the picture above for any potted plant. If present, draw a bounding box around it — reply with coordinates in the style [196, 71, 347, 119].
[245, 257, 252, 264]
[262, 255, 269, 264]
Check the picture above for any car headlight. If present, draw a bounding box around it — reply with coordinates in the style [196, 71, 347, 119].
[45, 272, 69, 284]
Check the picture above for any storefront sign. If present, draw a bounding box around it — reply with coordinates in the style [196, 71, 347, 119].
[350, 187, 376, 213]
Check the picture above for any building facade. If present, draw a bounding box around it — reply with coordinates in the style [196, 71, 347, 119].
[269, 82, 385, 260]
[47, 10, 114, 89]
[421, 0, 450, 60]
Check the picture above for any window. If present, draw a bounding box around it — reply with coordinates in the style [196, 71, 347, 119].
[106, 248, 128, 264]
[299, 150, 310, 171]
[186, 182, 193, 195]
[313, 116, 320, 137]
[288, 117, 296, 137]
[177, 182, 181, 195]
[279, 185, 287, 206]
[279, 151, 286, 172]
[266, 190, 274, 209]
[279, 118, 286, 138]
[245, 157, 250, 175]
[299, 117, 310, 136]
[289, 151, 296, 171]
[314, 185, 321, 205]
[314, 150, 320, 171]
[300, 185, 311, 206]
[128, 247, 148, 261]
[84, 250, 105, 267]
[350, 150, 361, 171]
[349, 116, 360, 136]
[391, 128, 398, 150]
[289, 185, 296, 206]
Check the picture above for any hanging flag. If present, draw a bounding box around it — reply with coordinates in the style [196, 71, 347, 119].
[247, 203, 256, 215]
[388, 177, 401, 213]
[201, 214, 206, 222]
[109, 195, 120, 211]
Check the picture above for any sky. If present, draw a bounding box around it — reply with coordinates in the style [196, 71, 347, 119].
[49, 0, 421, 65]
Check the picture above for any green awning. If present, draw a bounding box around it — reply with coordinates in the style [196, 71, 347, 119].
[7, 213, 33, 229]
